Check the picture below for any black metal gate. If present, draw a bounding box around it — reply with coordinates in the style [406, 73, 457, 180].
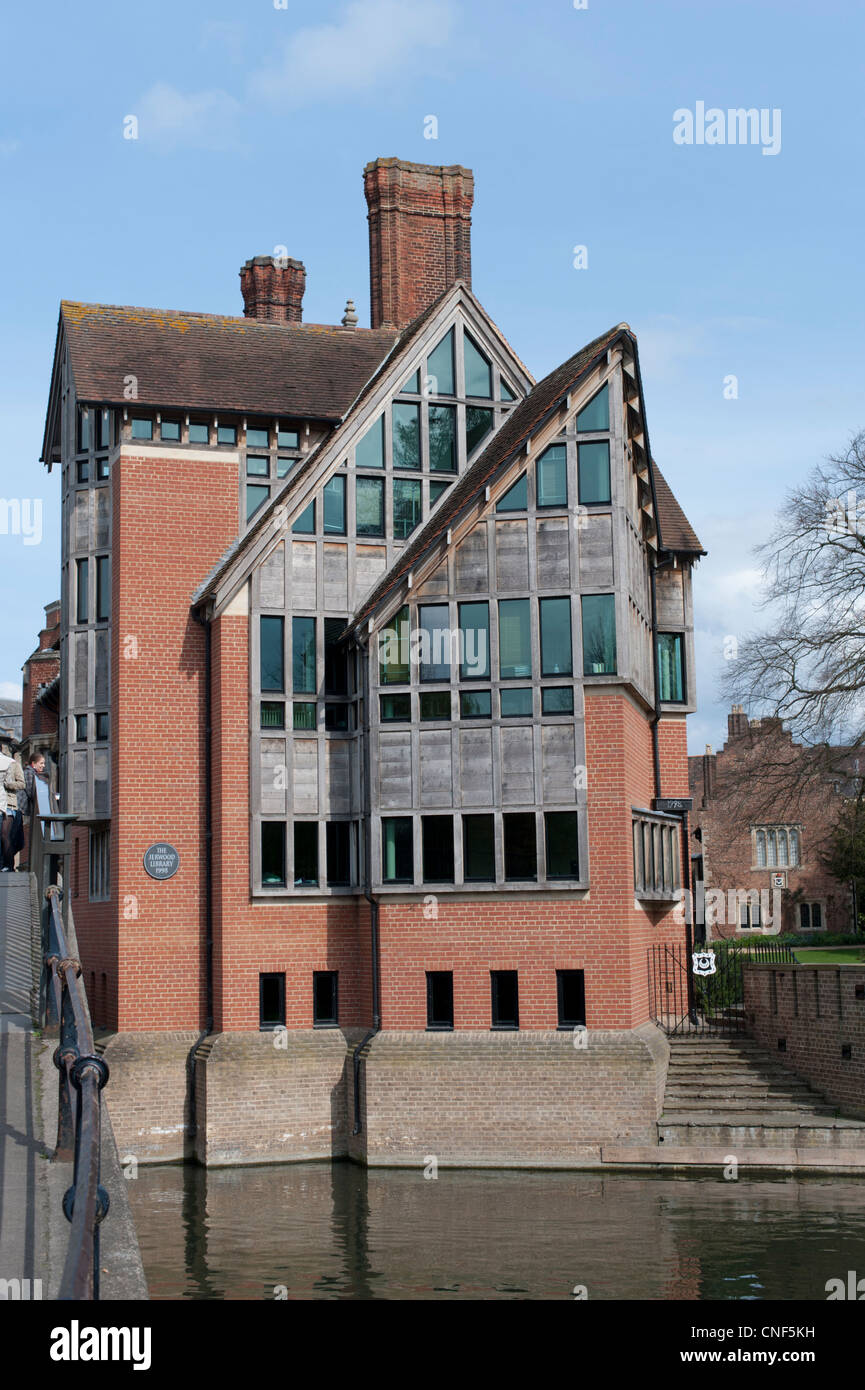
[648, 941, 795, 1036]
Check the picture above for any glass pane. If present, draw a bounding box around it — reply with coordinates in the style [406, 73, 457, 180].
[261, 823, 285, 886]
[466, 406, 494, 455]
[420, 604, 451, 681]
[326, 824, 350, 888]
[292, 617, 316, 693]
[323, 475, 346, 534]
[576, 383, 609, 432]
[96, 557, 110, 622]
[325, 704, 349, 731]
[260, 616, 284, 691]
[547, 813, 579, 878]
[393, 478, 421, 539]
[427, 329, 455, 397]
[324, 618, 349, 695]
[78, 408, 91, 451]
[460, 689, 491, 718]
[278, 427, 300, 449]
[379, 605, 410, 684]
[500, 378, 516, 402]
[131, 418, 152, 440]
[293, 702, 316, 730]
[217, 425, 237, 445]
[657, 632, 684, 701]
[95, 457, 109, 480]
[246, 484, 269, 520]
[536, 445, 567, 507]
[294, 822, 318, 886]
[422, 816, 454, 883]
[356, 477, 385, 536]
[383, 818, 413, 882]
[789, 830, 799, 866]
[356, 415, 385, 469]
[496, 474, 527, 511]
[542, 686, 574, 715]
[464, 332, 492, 397]
[393, 402, 420, 469]
[540, 597, 573, 676]
[581, 595, 616, 675]
[458, 602, 490, 679]
[247, 427, 269, 448]
[500, 687, 533, 717]
[756, 831, 766, 867]
[420, 691, 451, 720]
[161, 419, 180, 441]
[261, 701, 285, 729]
[463, 815, 495, 881]
[292, 501, 315, 533]
[429, 405, 457, 472]
[246, 454, 269, 476]
[380, 694, 411, 721]
[402, 369, 420, 394]
[429, 480, 452, 505]
[498, 599, 531, 679]
[189, 421, 209, 443]
[76, 559, 88, 623]
[578, 441, 611, 504]
[504, 813, 536, 880]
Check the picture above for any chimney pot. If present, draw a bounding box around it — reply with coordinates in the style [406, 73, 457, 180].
[240, 255, 306, 323]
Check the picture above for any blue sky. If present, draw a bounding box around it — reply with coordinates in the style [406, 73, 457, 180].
[1, 0, 862, 753]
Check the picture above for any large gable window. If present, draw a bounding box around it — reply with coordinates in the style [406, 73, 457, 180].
[427, 329, 455, 397]
[356, 415, 385, 469]
[576, 382, 609, 432]
[392, 403, 421, 469]
[464, 332, 492, 398]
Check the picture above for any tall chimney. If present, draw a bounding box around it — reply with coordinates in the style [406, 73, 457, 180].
[727, 704, 749, 739]
[240, 255, 306, 323]
[364, 158, 474, 330]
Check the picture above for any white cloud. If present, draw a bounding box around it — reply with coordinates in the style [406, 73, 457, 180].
[200, 20, 246, 63]
[249, 0, 455, 108]
[135, 82, 243, 151]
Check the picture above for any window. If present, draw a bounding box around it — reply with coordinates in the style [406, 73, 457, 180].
[260, 616, 285, 692]
[161, 419, 181, 442]
[294, 823, 319, 886]
[276, 457, 294, 478]
[557, 970, 586, 1028]
[800, 903, 823, 931]
[259, 974, 285, 1030]
[75, 714, 88, 742]
[402, 369, 420, 394]
[77, 408, 91, 452]
[576, 383, 609, 432]
[217, 424, 237, 446]
[499, 599, 531, 679]
[247, 426, 269, 448]
[95, 456, 110, 481]
[381, 693, 411, 721]
[313, 971, 338, 1026]
[189, 420, 209, 444]
[293, 702, 316, 730]
[324, 704, 349, 731]
[540, 597, 573, 677]
[657, 632, 685, 703]
[739, 897, 762, 930]
[76, 459, 90, 483]
[356, 477, 385, 536]
[546, 813, 579, 879]
[504, 813, 537, 881]
[427, 329, 455, 396]
[379, 605, 410, 684]
[292, 501, 315, 534]
[578, 441, 611, 504]
[292, 617, 316, 694]
[463, 815, 495, 881]
[422, 816, 454, 883]
[500, 687, 533, 717]
[246, 485, 269, 520]
[496, 474, 527, 511]
[95, 712, 109, 741]
[382, 817, 413, 882]
[633, 814, 680, 897]
[323, 475, 346, 534]
[420, 691, 451, 720]
[324, 618, 349, 695]
[582, 595, 616, 675]
[500, 378, 516, 401]
[261, 701, 285, 729]
[76, 559, 88, 623]
[753, 826, 800, 868]
[326, 824, 351, 887]
[542, 686, 574, 715]
[429, 479, 452, 505]
[393, 403, 420, 469]
[466, 407, 494, 454]
[458, 602, 489, 679]
[356, 415, 385, 469]
[97, 410, 112, 450]
[131, 417, 153, 441]
[464, 333, 492, 398]
[536, 445, 568, 508]
[426, 971, 454, 1029]
[460, 689, 491, 718]
[88, 828, 110, 901]
[419, 604, 451, 681]
[246, 454, 269, 476]
[393, 478, 421, 538]
[429, 405, 457, 472]
[278, 427, 300, 449]
[261, 822, 286, 886]
[490, 971, 519, 1029]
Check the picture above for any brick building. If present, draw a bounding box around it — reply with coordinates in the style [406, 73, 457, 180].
[20, 599, 60, 763]
[39, 157, 704, 1166]
[689, 705, 856, 938]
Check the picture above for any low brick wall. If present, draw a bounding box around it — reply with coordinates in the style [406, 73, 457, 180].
[744, 965, 865, 1120]
[100, 1032, 200, 1163]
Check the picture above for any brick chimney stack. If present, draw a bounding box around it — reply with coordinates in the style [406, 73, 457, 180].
[364, 158, 474, 330]
[727, 704, 750, 739]
[240, 255, 306, 323]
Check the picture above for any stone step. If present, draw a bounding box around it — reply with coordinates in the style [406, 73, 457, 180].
[660, 1118, 865, 1149]
[667, 1071, 816, 1089]
[662, 1097, 838, 1116]
[666, 1077, 815, 1095]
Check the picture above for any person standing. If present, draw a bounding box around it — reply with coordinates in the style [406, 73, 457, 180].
[0, 747, 25, 871]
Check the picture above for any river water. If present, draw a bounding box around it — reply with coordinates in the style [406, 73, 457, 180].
[126, 1162, 865, 1300]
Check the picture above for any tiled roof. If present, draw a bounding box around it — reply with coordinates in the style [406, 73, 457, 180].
[60, 301, 399, 421]
[652, 462, 704, 555]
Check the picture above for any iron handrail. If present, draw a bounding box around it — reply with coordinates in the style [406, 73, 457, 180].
[32, 805, 109, 1300]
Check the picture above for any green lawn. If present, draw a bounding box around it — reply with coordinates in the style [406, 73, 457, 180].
[792, 948, 865, 964]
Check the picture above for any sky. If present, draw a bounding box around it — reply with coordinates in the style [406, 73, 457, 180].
[1, 0, 862, 753]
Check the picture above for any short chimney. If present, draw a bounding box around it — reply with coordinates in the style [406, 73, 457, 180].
[364, 158, 474, 330]
[240, 255, 306, 323]
[728, 704, 749, 739]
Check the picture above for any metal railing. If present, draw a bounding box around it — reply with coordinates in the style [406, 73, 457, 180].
[31, 799, 110, 1300]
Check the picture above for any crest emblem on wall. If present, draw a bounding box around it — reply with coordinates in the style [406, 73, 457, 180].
[692, 950, 717, 977]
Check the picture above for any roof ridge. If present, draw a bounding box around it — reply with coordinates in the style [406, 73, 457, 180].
[60, 300, 393, 335]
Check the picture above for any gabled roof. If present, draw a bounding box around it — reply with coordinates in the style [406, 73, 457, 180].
[651, 462, 704, 555]
[58, 300, 400, 421]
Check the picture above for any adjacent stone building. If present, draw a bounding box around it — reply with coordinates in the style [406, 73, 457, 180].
[39, 157, 704, 1166]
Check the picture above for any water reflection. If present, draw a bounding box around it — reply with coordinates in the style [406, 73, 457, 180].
[126, 1162, 865, 1301]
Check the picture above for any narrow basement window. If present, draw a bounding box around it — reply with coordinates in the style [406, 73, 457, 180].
[490, 970, 519, 1029]
[426, 971, 454, 1030]
[259, 973, 285, 1030]
[557, 970, 586, 1028]
[313, 972, 339, 1026]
